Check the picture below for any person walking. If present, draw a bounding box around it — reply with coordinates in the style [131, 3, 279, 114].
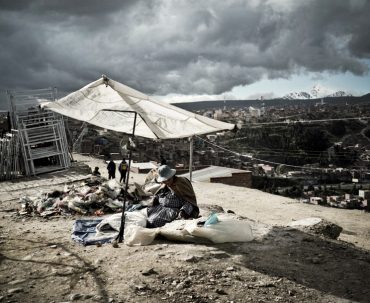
[107, 159, 116, 180]
[119, 158, 128, 183]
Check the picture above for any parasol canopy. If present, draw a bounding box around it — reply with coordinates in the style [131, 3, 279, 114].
[42, 76, 235, 139]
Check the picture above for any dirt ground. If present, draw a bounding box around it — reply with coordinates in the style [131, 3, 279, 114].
[1, 154, 370, 303]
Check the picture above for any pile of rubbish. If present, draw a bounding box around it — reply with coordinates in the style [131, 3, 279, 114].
[18, 177, 138, 217]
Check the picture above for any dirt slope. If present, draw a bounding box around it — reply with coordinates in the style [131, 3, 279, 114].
[0, 154, 369, 303]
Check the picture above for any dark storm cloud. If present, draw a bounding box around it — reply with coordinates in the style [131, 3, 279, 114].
[0, 0, 132, 16]
[0, 0, 369, 106]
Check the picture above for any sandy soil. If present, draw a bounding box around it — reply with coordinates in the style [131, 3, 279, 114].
[0, 154, 369, 303]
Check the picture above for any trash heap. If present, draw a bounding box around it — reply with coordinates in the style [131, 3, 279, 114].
[18, 177, 137, 217]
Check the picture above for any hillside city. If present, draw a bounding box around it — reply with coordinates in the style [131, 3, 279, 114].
[66, 95, 370, 211]
[1, 94, 370, 211]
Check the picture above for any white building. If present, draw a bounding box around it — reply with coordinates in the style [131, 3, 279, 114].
[213, 109, 223, 120]
[310, 197, 324, 205]
[249, 106, 261, 117]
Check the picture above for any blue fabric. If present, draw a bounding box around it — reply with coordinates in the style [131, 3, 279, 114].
[71, 219, 115, 246]
[71, 205, 147, 245]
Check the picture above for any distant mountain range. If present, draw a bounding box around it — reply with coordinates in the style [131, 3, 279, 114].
[174, 93, 370, 111]
[282, 85, 353, 100]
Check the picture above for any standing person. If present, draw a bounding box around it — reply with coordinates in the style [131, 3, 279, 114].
[119, 158, 128, 183]
[159, 155, 167, 166]
[107, 159, 116, 180]
[146, 165, 199, 228]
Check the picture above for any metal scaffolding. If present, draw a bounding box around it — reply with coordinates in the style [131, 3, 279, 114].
[0, 130, 21, 181]
[9, 88, 70, 176]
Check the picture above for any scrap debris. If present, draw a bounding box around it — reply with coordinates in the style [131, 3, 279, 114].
[17, 176, 138, 217]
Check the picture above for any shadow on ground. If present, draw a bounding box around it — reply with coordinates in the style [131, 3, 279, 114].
[0, 238, 108, 302]
[215, 226, 370, 302]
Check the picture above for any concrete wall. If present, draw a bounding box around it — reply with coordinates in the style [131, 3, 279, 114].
[210, 171, 252, 188]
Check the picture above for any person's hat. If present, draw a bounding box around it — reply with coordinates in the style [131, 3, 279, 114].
[157, 165, 176, 182]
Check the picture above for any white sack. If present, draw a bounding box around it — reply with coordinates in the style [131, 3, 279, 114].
[124, 226, 159, 246]
[186, 214, 253, 243]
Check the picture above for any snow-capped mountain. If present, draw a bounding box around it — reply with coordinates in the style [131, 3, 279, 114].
[283, 92, 312, 100]
[282, 84, 352, 100]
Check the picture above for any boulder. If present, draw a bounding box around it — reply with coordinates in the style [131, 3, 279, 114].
[288, 217, 343, 239]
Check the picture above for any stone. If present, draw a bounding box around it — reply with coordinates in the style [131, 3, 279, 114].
[94, 258, 102, 265]
[176, 282, 186, 289]
[22, 255, 33, 261]
[7, 288, 24, 294]
[70, 293, 83, 301]
[142, 268, 158, 276]
[183, 255, 200, 263]
[215, 288, 227, 295]
[8, 279, 26, 285]
[93, 295, 103, 301]
[136, 285, 147, 291]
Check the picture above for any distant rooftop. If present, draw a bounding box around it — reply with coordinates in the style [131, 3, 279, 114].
[180, 165, 249, 182]
[130, 162, 158, 170]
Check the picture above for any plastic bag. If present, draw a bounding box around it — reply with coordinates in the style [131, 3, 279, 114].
[204, 213, 219, 226]
[186, 214, 253, 243]
[105, 199, 123, 210]
[96, 209, 147, 233]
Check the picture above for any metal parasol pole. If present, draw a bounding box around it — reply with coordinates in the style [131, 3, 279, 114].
[117, 112, 137, 242]
[189, 136, 194, 182]
[100, 109, 137, 243]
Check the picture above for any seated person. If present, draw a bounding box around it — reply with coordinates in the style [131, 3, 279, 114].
[92, 167, 101, 176]
[146, 165, 199, 228]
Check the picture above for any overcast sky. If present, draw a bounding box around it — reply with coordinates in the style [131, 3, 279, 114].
[0, 0, 369, 108]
